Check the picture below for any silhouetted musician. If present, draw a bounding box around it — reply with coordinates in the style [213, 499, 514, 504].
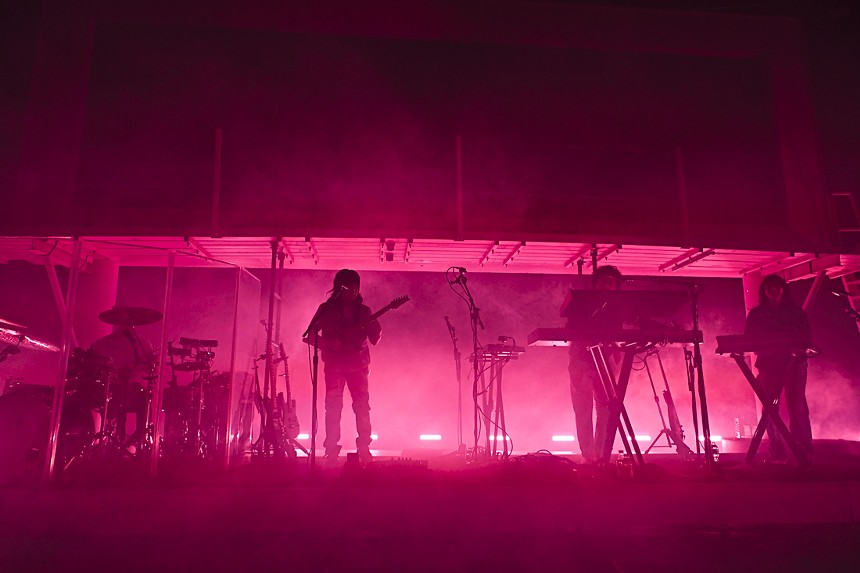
[556, 270, 691, 464]
[720, 274, 814, 466]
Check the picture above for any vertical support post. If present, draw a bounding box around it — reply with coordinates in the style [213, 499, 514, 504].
[675, 146, 691, 246]
[224, 267, 242, 468]
[802, 270, 828, 312]
[44, 260, 78, 348]
[44, 238, 81, 481]
[456, 134, 463, 240]
[742, 272, 764, 425]
[150, 251, 175, 476]
[212, 127, 222, 237]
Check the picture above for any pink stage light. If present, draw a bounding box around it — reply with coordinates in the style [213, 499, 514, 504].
[635, 435, 652, 442]
[551, 435, 576, 442]
[419, 434, 442, 441]
[297, 432, 378, 440]
[699, 435, 723, 442]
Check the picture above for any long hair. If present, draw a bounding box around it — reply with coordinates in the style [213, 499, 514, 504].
[592, 265, 623, 287]
[758, 274, 794, 306]
[326, 268, 363, 304]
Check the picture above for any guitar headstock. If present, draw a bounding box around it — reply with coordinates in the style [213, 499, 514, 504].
[389, 295, 410, 310]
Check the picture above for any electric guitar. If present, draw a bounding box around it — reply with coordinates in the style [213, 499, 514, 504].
[278, 342, 300, 440]
[264, 343, 287, 455]
[304, 295, 410, 350]
[663, 389, 693, 458]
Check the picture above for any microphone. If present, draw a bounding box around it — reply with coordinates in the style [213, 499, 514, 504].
[449, 267, 467, 285]
[831, 290, 849, 299]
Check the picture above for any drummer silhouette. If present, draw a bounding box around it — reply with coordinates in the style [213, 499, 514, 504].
[90, 307, 160, 450]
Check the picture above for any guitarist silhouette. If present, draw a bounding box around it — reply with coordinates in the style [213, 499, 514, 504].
[307, 269, 407, 467]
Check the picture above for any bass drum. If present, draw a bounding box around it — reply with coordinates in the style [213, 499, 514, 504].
[0, 390, 51, 484]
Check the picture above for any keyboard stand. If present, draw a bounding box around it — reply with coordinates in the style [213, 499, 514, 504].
[591, 343, 644, 466]
[727, 353, 811, 466]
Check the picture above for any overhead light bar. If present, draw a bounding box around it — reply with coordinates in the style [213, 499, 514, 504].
[502, 242, 526, 267]
[669, 248, 716, 272]
[478, 241, 499, 267]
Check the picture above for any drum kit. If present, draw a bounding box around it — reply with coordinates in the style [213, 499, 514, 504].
[1, 305, 228, 481]
[163, 336, 227, 459]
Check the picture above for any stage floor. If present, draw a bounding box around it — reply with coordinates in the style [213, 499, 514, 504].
[2, 449, 860, 573]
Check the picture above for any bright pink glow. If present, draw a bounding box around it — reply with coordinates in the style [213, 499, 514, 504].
[419, 434, 442, 441]
[551, 435, 576, 442]
[488, 435, 510, 441]
[635, 435, 652, 442]
[699, 435, 723, 442]
[296, 432, 377, 440]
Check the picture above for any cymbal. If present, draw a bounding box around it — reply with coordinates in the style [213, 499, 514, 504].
[0, 318, 60, 352]
[0, 329, 59, 352]
[0, 317, 27, 333]
[98, 306, 163, 327]
[19, 335, 60, 352]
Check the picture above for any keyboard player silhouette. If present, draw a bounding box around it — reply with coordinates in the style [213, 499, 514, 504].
[541, 268, 693, 463]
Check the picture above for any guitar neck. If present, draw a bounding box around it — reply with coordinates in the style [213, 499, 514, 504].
[278, 342, 292, 403]
[365, 296, 410, 324]
[268, 351, 278, 397]
[368, 305, 394, 323]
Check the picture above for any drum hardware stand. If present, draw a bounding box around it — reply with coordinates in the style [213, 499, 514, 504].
[63, 370, 127, 471]
[192, 371, 207, 458]
[641, 349, 694, 459]
[138, 369, 157, 457]
[163, 355, 180, 457]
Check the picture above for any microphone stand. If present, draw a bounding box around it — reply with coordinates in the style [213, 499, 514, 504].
[461, 277, 484, 460]
[444, 317, 465, 455]
[302, 289, 343, 471]
[688, 284, 714, 466]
